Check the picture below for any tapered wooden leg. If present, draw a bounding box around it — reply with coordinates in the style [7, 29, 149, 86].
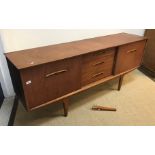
[8, 95, 19, 126]
[63, 98, 69, 117]
[118, 75, 124, 91]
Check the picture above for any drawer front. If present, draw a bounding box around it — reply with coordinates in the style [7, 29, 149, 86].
[115, 41, 146, 74]
[83, 48, 115, 64]
[82, 48, 115, 86]
[82, 66, 114, 86]
[21, 57, 81, 109]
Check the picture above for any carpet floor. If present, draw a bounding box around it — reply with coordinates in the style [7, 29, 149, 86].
[2, 70, 155, 126]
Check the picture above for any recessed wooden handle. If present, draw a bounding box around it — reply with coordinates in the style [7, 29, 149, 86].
[127, 49, 137, 53]
[94, 51, 107, 56]
[46, 69, 67, 78]
[94, 51, 111, 55]
[92, 72, 104, 78]
[93, 61, 105, 66]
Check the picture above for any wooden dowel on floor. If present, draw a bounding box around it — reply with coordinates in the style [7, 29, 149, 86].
[92, 105, 116, 111]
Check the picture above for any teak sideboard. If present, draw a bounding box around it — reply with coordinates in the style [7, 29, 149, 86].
[5, 33, 147, 125]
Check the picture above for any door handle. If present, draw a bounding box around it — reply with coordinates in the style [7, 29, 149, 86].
[93, 61, 105, 66]
[92, 72, 104, 78]
[127, 49, 137, 53]
[45, 69, 67, 78]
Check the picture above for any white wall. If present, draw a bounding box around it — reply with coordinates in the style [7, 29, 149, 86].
[0, 29, 145, 97]
[0, 37, 15, 97]
[0, 29, 145, 52]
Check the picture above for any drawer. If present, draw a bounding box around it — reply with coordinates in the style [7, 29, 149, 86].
[83, 48, 115, 64]
[115, 40, 146, 74]
[82, 67, 113, 86]
[83, 55, 114, 73]
[21, 57, 81, 109]
[82, 48, 115, 86]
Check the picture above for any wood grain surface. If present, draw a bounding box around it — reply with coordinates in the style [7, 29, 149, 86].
[5, 33, 147, 69]
[6, 33, 147, 111]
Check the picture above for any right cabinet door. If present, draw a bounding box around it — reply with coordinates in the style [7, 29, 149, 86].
[115, 40, 146, 74]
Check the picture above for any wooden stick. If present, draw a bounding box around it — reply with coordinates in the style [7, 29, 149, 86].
[92, 105, 116, 111]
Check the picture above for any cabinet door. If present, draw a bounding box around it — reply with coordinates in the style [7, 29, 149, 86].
[20, 57, 81, 110]
[115, 41, 146, 74]
[20, 65, 47, 110]
[44, 57, 81, 103]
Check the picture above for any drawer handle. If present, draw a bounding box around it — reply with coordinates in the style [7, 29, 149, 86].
[45, 69, 67, 78]
[92, 72, 104, 78]
[94, 51, 107, 55]
[127, 49, 137, 53]
[93, 61, 105, 66]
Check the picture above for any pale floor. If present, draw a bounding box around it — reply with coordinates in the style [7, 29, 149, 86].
[1, 70, 155, 126]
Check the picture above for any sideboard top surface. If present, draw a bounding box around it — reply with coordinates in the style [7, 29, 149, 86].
[5, 33, 147, 69]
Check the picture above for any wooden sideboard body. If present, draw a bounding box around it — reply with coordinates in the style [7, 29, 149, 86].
[140, 30, 155, 77]
[6, 33, 147, 111]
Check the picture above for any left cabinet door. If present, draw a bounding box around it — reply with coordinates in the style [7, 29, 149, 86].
[20, 65, 47, 110]
[20, 57, 81, 110]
